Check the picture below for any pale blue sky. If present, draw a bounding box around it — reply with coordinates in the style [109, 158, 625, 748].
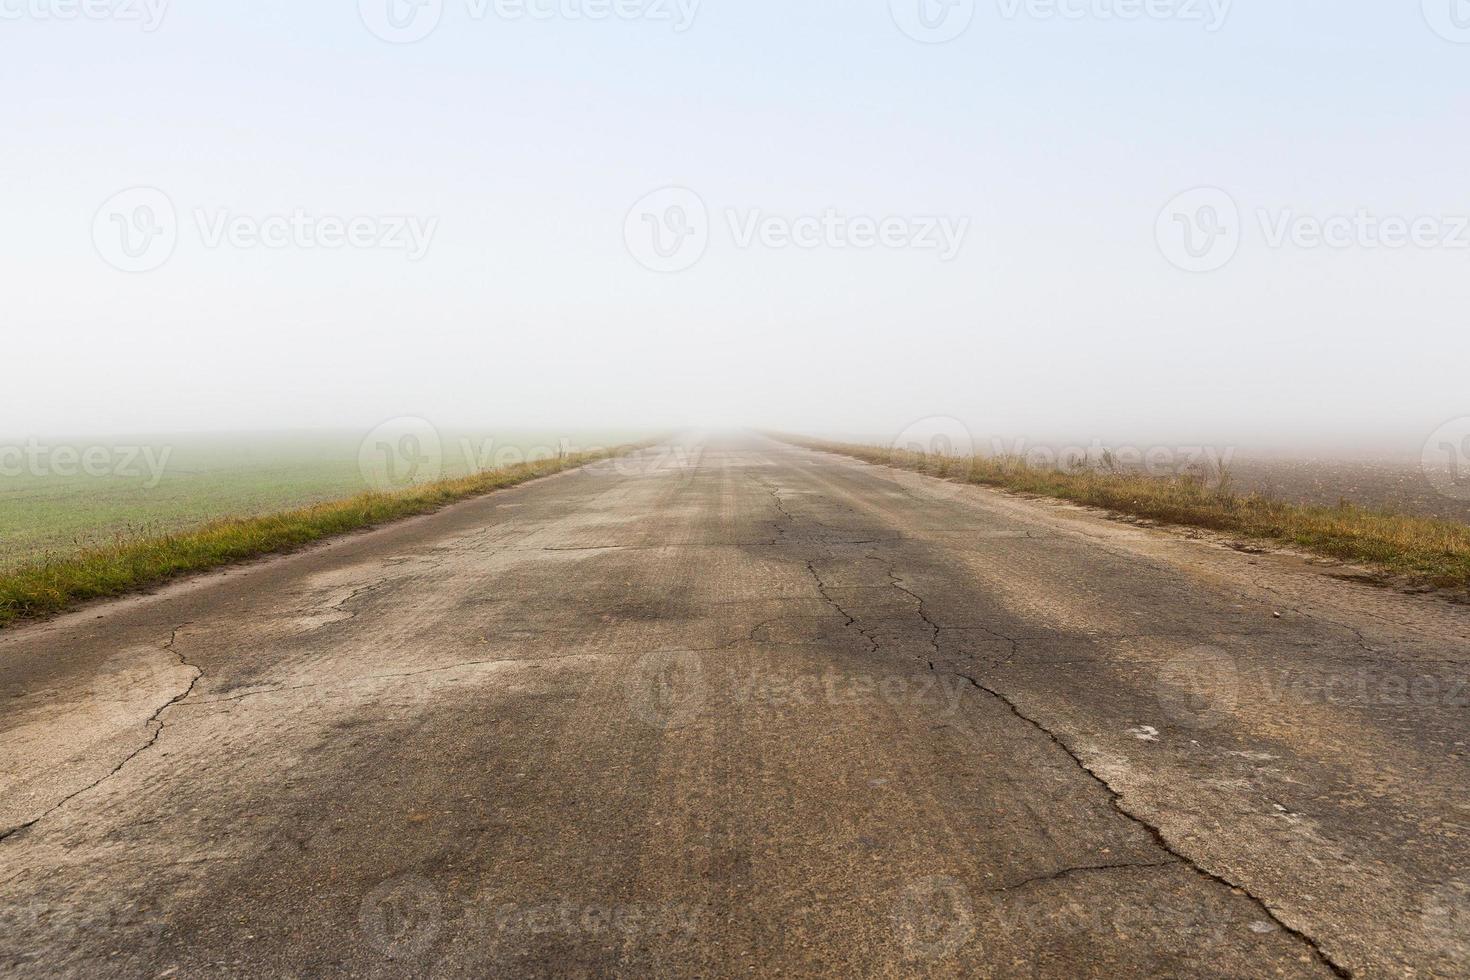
[3, 0, 1467, 450]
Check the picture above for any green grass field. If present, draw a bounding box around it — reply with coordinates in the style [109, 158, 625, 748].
[0, 429, 642, 572]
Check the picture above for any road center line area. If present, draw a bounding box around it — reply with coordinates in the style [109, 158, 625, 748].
[1, 436, 1466, 977]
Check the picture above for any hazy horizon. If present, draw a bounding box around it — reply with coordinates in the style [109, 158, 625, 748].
[5, 1, 1466, 459]
[0, 421, 1449, 461]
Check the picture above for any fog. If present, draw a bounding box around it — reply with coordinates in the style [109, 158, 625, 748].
[4, 1, 1466, 458]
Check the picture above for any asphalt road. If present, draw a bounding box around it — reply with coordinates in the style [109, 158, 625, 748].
[2, 435, 1467, 978]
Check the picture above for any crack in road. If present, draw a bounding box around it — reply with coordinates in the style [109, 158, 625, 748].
[802, 560, 879, 654]
[951, 669, 1351, 977]
[879, 560, 942, 666]
[984, 859, 1180, 895]
[0, 624, 203, 846]
[768, 482, 1356, 978]
[325, 577, 396, 626]
[760, 475, 891, 545]
[5, 454, 1440, 975]
[765, 482, 797, 543]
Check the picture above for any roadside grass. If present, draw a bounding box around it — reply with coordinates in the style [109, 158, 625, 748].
[0, 428, 646, 571]
[0, 446, 643, 628]
[781, 435, 1470, 594]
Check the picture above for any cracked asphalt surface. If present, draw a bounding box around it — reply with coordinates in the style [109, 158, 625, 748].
[2, 435, 1468, 978]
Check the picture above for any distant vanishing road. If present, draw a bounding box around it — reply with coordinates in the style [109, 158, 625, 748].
[2, 435, 1467, 978]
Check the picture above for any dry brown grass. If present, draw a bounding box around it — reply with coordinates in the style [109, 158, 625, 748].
[783, 435, 1470, 593]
